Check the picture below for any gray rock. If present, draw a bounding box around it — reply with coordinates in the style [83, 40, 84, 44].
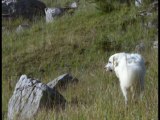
[149, 1, 158, 11]
[45, 7, 62, 23]
[16, 24, 30, 33]
[135, 42, 145, 53]
[45, 1, 79, 23]
[140, 12, 152, 16]
[2, 26, 5, 31]
[47, 73, 79, 89]
[2, 0, 17, 4]
[68, 1, 78, 9]
[2, 0, 46, 20]
[8, 75, 66, 120]
[135, 0, 142, 7]
[153, 40, 158, 49]
[145, 21, 158, 29]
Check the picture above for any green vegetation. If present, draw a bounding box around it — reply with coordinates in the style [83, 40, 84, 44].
[2, 0, 158, 119]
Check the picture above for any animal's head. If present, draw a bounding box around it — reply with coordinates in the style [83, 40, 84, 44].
[104, 53, 124, 72]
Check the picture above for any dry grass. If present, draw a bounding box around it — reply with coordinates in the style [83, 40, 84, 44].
[2, 0, 158, 119]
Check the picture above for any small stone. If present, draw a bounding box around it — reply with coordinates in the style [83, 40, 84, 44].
[135, 42, 145, 53]
[153, 40, 158, 49]
[16, 24, 30, 33]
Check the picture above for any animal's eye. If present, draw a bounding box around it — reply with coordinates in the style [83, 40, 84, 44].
[108, 61, 111, 63]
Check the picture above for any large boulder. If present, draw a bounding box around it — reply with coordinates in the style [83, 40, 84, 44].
[135, 0, 142, 7]
[2, 0, 17, 16]
[2, 0, 46, 20]
[14, 0, 46, 20]
[8, 75, 66, 120]
[47, 73, 79, 89]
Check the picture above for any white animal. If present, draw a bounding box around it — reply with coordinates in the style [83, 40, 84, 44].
[104, 52, 146, 105]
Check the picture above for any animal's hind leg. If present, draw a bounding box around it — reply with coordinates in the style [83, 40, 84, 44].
[130, 86, 138, 103]
[139, 78, 144, 101]
[130, 86, 135, 100]
[120, 85, 128, 105]
[132, 81, 141, 103]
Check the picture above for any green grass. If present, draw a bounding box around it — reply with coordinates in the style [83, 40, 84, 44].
[2, 0, 158, 119]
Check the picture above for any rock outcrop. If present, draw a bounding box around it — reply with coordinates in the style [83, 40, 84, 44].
[2, 0, 46, 20]
[47, 73, 79, 89]
[8, 75, 66, 120]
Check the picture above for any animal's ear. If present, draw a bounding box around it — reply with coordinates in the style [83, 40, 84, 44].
[113, 57, 118, 67]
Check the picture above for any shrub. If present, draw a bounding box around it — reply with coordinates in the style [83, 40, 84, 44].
[87, 0, 126, 13]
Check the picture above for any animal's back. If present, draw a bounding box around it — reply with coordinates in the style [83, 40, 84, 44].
[118, 54, 145, 89]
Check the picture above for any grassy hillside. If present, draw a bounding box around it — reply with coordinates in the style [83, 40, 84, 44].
[2, 0, 158, 119]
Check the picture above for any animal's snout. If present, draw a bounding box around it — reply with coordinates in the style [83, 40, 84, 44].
[104, 65, 113, 72]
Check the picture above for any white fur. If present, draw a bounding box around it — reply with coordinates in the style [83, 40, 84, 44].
[104, 52, 146, 104]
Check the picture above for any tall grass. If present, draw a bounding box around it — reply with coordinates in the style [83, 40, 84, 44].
[2, 0, 158, 119]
